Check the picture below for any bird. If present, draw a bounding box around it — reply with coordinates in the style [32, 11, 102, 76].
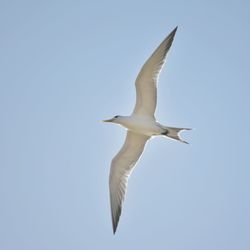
[103, 26, 191, 234]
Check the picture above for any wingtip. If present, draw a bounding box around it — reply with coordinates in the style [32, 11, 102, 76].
[111, 207, 120, 235]
[172, 26, 178, 33]
[112, 219, 118, 235]
[168, 26, 178, 39]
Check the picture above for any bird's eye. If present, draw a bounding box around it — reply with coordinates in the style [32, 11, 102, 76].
[114, 115, 119, 118]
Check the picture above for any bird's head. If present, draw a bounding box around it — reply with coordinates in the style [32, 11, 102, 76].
[102, 115, 122, 123]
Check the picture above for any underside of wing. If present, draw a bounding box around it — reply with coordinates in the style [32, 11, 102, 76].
[133, 27, 178, 117]
[109, 131, 149, 234]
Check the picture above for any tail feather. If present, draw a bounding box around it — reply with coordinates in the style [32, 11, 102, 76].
[162, 127, 191, 144]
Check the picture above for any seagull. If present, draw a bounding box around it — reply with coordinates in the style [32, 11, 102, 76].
[103, 26, 190, 234]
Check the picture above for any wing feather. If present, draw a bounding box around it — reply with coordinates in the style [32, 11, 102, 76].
[109, 131, 149, 233]
[132, 27, 178, 117]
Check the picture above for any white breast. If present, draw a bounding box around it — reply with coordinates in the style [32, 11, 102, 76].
[119, 116, 163, 136]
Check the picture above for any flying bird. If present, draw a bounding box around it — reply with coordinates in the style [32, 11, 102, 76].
[103, 26, 190, 234]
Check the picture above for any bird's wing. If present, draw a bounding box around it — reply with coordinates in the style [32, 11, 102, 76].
[132, 27, 178, 117]
[109, 131, 149, 233]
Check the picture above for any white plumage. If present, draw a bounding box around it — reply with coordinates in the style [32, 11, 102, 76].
[103, 26, 190, 234]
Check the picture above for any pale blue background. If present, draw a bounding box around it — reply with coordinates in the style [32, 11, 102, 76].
[1, 0, 250, 249]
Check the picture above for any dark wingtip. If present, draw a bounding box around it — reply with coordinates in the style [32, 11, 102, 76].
[166, 26, 178, 43]
[112, 216, 117, 234]
[112, 219, 118, 235]
[111, 207, 121, 235]
[171, 26, 178, 35]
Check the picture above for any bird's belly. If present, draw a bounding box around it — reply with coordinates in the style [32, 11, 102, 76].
[122, 119, 163, 136]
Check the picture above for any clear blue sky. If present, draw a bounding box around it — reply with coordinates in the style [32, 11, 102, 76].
[1, 0, 250, 249]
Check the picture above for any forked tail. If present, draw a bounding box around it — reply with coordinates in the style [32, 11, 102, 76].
[162, 127, 191, 144]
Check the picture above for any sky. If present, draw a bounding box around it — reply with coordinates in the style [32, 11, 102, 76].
[0, 0, 250, 249]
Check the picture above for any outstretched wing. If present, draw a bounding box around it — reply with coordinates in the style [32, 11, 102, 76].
[132, 27, 178, 117]
[109, 131, 149, 234]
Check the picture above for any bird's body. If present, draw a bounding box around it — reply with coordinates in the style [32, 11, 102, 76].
[111, 116, 165, 136]
[103, 26, 191, 234]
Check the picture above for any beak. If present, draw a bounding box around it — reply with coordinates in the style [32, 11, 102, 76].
[102, 118, 114, 122]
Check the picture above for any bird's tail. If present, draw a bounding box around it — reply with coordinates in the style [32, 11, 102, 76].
[162, 127, 191, 144]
